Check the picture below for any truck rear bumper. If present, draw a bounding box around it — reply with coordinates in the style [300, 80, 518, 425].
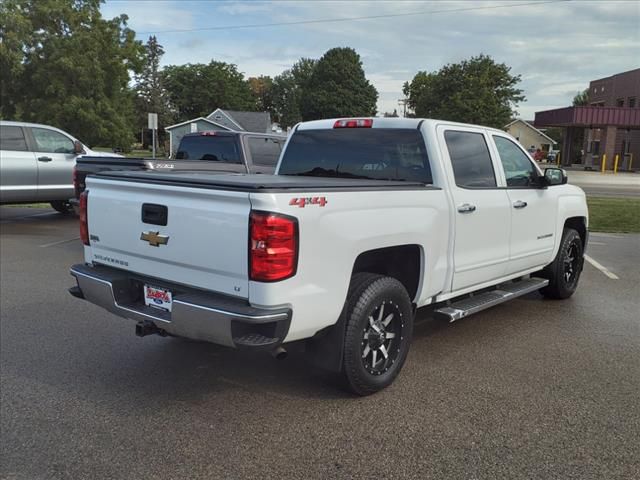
[69, 264, 291, 349]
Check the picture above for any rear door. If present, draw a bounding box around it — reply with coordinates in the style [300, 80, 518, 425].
[86, 177, 252, 298]
[438, 126, 511, 291]
[28, 126, 76, 201]
[0, 125, 37, 203]
[490, 133, 557, 272]
[244, 135, 284, 173]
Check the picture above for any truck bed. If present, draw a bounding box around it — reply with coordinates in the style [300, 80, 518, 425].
[94, 170, 438, 192]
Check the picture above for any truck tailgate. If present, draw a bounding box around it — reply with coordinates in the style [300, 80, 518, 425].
[85, 177, 250, 298]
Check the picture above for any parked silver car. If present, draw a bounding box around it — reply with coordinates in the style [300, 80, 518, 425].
[0, 121, 119, 213]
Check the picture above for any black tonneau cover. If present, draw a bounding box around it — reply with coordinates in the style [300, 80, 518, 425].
[94, 170, 437, 192]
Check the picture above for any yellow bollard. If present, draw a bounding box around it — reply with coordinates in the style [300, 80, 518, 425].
[614, 154, 619, 174]
[601, 154, 607, 173]
[556, 152, 561, 166]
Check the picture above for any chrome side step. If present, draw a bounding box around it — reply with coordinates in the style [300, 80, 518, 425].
[434, 277, 549, 323]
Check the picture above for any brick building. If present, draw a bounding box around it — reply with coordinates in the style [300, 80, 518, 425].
[535, 68, 640, 170]
[583, 69, 640, 169]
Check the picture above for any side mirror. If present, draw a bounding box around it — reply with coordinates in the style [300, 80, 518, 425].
[73, 140, 85, 155]
[544, 167, 568, 186]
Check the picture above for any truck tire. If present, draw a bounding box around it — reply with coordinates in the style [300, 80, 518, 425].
[539, 228, 584, 299]
[50, 200, 72, 214]
[341, 273, 414, 396]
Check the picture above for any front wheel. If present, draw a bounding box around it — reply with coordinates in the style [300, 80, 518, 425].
[539, 228, 584, 299]
[341, 274, 414, 396]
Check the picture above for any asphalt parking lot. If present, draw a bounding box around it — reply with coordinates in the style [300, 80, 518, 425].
[1, 206, 639, 480]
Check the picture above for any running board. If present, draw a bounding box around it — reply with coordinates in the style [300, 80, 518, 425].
[434, 277, 549, 323]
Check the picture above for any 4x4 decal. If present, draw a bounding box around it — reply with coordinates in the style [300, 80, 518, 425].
[289, 197, 328, 208]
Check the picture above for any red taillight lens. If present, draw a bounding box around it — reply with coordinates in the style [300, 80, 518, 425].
[333, 118, 373, 128]
[249, 211, 298, 282]
[79, 191, 89, 246]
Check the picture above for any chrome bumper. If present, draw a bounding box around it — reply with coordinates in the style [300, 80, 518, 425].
[69, 264, 291, 348]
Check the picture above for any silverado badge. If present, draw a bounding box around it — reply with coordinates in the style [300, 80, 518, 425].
[140, 231, 169, 247]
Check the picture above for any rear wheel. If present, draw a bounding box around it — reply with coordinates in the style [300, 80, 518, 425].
[50, 200, 72, 214]
[341, 274, 414, 396]
[539, 228, 584, 299]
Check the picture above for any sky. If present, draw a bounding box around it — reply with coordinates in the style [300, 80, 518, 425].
[102, 0, 640, 120]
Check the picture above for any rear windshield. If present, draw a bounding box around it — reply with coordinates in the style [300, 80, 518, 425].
[176, 135, 241, 163]
[278, 128, 431, 183]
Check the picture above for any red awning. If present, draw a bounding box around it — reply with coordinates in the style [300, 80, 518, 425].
[534, 106, 640, 128]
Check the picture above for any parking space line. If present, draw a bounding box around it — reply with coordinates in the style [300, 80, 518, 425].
[39, 237, 80, 248]
[584, 254, 620, 280]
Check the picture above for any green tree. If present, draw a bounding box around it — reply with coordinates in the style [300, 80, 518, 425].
[403, 54, 525, 128]
[248, 75, 274, 113]
[573, 88, 589, 106]
[162, 61, 255, 120]
[0, 0, 144, 150]
[300, 48, 377, 121]
[134, 35, 174, 149]
[271, 57, 317, 128]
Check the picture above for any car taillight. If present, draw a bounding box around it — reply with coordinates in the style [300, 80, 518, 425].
[79, 191, 89, 246]
[249, 211, 298, 282]
[333, 118, 373, 128]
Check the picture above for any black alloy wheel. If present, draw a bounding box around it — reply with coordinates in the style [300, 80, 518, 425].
[342, 273, 414, 396]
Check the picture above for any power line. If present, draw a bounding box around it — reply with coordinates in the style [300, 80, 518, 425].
[137, 0, 571, 35]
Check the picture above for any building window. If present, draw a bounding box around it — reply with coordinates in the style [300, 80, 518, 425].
[616, 98, 624, 107]
[630, 97, 637, 108]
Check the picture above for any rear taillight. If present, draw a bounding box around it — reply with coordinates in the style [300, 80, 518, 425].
[333, 118, 373, 128]
[79, 191, 89, 246]
[249, 211, 298, 282]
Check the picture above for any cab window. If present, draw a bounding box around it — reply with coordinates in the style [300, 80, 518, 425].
[247, 137, 282, 166]
[493, 136, 539, 187]
[444, 130, 496, 188]
[31, 128, 75, 154]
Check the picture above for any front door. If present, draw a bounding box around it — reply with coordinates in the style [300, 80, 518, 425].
[29, 127, 77, 201]
[490, 134, 557, 273]
[439, 127, 511, 291]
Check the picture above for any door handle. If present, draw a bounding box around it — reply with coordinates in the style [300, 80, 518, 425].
[37, 156, 52, 162]
[513, 200, 528, 209]
[457, 203, 476, 213]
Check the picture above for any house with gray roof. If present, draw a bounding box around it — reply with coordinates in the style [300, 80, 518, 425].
[165, 108, 274, 156]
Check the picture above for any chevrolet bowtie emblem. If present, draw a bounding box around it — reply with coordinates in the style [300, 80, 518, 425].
[140, 231, 169, 247]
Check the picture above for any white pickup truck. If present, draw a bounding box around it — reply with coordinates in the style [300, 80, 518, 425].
[69, 118, 588, 395]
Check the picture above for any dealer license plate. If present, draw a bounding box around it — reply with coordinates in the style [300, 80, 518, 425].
[144, 285, 172, 312]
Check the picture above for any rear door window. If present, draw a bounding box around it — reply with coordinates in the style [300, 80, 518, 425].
[176, 135, 241, 163]
[279, 128, 432, 183]
[31, 128, 75, 154]
[0, 125, 28, 151]
[247, 137, 282, 166]
[444, 130, 496, 188]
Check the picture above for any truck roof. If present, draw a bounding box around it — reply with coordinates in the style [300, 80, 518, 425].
[296, 117, 507, 135]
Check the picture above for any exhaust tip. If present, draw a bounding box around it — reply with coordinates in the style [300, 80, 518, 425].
[271, 346, 288, 360]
